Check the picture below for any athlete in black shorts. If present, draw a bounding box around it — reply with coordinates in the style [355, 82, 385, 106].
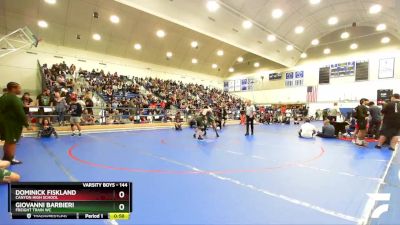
[376, 94, 400, 151]
[354, 98, 369, 146]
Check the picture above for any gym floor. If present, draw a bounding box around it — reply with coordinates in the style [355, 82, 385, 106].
[0, 123, 399, 225]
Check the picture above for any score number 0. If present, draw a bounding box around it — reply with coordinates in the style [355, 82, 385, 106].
[118, 191, 126, 211]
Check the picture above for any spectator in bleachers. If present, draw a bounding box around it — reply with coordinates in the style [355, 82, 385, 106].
[69, 97, 82, 136]
[21, 92, 33, 115]
[81, 109, 95, 125]
[54, 91, 68, 126]
[36, 88, 52, 123]
[84, 92, 94, 115]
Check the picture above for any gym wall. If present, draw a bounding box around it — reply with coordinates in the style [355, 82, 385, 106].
[229, 46, 400, 104]
[0, 42, 224, 95]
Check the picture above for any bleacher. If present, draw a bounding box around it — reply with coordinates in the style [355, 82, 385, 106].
[100, 92, 140, 102]
[39, 61, 244, 125]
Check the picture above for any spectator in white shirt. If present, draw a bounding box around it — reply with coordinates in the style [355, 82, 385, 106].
[299, 118, 317, 138]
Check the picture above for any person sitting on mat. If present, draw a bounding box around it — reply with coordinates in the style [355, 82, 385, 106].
[316, 119, 336, 138]
[345, 116, 356, 137]
[298, 118, 316, 138]
[0, 160, 20, 183]
[174, 111, 183, 131]
[37, 119, 58, 138]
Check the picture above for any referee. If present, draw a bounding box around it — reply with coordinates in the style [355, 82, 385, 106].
[0, 82, 30, 165]
[245, 100, 256, 136]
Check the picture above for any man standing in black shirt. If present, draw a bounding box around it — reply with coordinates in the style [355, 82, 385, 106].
[368, 101, 382, 139]
[354, 98, 369, 146]
[376, 94, 400, 151]
[69, 97, 83, 136]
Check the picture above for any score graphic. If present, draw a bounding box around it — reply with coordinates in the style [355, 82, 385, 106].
[9, 182, 132, 220]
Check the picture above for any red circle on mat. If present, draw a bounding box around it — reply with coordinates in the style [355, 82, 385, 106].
[68, 144, 325, 174]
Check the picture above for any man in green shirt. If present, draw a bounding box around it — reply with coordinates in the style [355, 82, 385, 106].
[205, 110, 219, 138]
[193, 113, 207, 140]
[0, 82, 30, 164]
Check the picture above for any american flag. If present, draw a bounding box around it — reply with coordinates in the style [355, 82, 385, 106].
[307, 86, 318, 102]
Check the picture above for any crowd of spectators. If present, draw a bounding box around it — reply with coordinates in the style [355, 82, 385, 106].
[256, 104, 309, 124]
[34, 62, 248, 125]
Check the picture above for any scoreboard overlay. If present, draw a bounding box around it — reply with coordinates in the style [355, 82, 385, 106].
[8, 182, 132, 220]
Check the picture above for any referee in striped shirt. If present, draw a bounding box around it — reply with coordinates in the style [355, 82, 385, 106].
[245, 100, 256, 136]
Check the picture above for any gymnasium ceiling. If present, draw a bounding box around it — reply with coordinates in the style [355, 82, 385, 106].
[0, 0, 399, 77]
[0, 0, 284, 77]
[116, 0, 400, 63]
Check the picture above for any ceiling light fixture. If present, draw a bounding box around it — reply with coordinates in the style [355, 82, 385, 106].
[217, 50, 224, 56]
[156, 30, 166, 38]
[110, 15, 120, 24]
[166, 51, 173, 58]
[237, 56, 244, 62]
[229, 67, 234, 72]
[44, 0, 56, 4]
[381, 37, 390, 44]
[92, 33, 101, 41]
[323, 48, 331, 54]
[309, 0, 321, 5]
[300, 53, 307, 58]
[191, 41, 198, 48]
[294, 26, 304, 34]
[212, 63, 218, 69]
[369, 4, 382, 14]
[350, 43, 358, 50]
[192, 58, 198, 64]
[311, 39, 319, 46]
[37, 20, 48, 28]
[254, 62, 260, 68]
[340, 31, 350, 39]
[286, 45, 294, 51]
[242, 20, 253, 29]
[376, 23, 386, 31]
[328, 16, 338, 25]
[272, 9, 283, 19]
[93, 12, 99, 19]
[206, 1, 220, 12]
[134, 43, 142, 50]
[267, 34, 276, 42]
